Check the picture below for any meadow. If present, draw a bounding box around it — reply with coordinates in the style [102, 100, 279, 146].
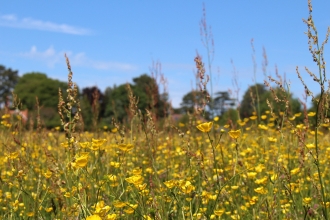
[1, 1, 330, 219]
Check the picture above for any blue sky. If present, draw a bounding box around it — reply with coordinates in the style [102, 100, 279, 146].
[1, 1, 329, 108]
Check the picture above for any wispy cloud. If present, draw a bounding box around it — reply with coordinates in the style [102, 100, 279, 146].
[20, 46, 62, 67]
[70, 53, 137, 71]
[19, 46, 137, 71]
[0, 14, 92, 35]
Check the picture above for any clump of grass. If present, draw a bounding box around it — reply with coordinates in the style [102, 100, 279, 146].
[58, 54, 82, 154]
[195, 54, 211, 116]
[295, 0, 330, 218]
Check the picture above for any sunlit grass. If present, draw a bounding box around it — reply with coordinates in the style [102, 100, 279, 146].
[1, 110, 330, 219]
[1, 0, 330, 219]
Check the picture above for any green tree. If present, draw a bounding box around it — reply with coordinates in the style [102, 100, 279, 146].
[240, 83, 301, 119]
[180, 90, 203, 113]
[213, 91, 236, 116]
[132, 73, 168, 118]
[0, 65, 19, 108]
[240, 84, 267, 118]
[103, 74, 169, 122]
[80, 86, 104, 130]
[14, 72, 68, 128]
[219, 108, 240, 125]
[104, 84, 130, 123]
[180, 90, 211, 119]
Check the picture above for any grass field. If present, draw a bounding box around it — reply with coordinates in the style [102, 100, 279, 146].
[1, 0, 330, 219]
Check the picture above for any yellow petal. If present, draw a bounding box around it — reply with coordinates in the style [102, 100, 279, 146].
[86, 215, 102, 220]
[73, 153, 89, 168]
[308, 112, 316, 117]
[196, 122, 213, 132]
[228, 130, 241, 139]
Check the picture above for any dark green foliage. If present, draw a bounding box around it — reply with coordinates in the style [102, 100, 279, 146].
[240, 83, 301, 119]
[80, 95, 93, 130]
[103, 74, 168, 122]
[240, 84, 267, 118]
[213, 91, 236, 116]
[0, 65, 19, 107]
[219, 108, 239, 125]
[180, 90, 205, 114]
[14, 72, 67, 110]
[39, 107, 62, 128]
[80, 86, 104, 130]
[14, 72, 68, 128]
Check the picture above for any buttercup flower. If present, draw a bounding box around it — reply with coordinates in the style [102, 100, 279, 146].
[307, 112, 316, 117]
[196, 121, 213, 132]
[125, 175, 144, 185]
[228, 130, 241, 139]
[86, 215, 102, 220]
[116, 143, 134, 152]
[71, 153, 89, 168]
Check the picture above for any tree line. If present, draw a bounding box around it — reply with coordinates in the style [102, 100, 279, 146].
[0, 64, 320, 130]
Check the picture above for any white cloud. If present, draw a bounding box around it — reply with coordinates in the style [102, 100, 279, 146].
[70, 52, 137, 71]
[20, 46, 62, 67]
[19, 46, 137, 71]
[0, 14, 92, 35]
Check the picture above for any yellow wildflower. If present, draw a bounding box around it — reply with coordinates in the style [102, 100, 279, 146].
[228, 130, 241, 139]
[71, 153, 89, 168]
[261, 115, 267, 120]
[303, 197, 312, 205]
[255, 164, 265, 173]
[93, 201, 110, 217]
[90, 138, 107, 150]
[124, 204, 138, 214]
[288, 116, 296, 121]
[179, 122, 185, 127]
[143, 215, 153, 220]
[180, 180, 195, 194]
[164, 179, 176, 189]
[306, 143, 315, 149]
[45, 207, 53, 212]
[108, 175, 117, 182]
[238, 120, 246, 126]
[79, 142, 90, 149]
[43, 170, 52, 179]
[255, 176, 268, 185]
[116, 143, 134, 151]
[86, 215, 102, 220]
[125, 175, 144, 185]
[132, 167, 142, 175]
[290, 168, 300, 175]
[308, 112, 316, 117]
[268, 137, 277, 143]
[294, 112, 302, 117]
[247, 172, 257, 179]
[258, 124, 268, 130]
[107, 214, 117, 220]
[196, 121, 213, 132]
[214, 209, 225, 216]
[254, 186, 268, 194]
[113, 200, 126, 208]
[250, 115, 257, 120]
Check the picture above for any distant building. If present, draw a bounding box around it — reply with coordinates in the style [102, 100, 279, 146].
[8, 109, 28, 124]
